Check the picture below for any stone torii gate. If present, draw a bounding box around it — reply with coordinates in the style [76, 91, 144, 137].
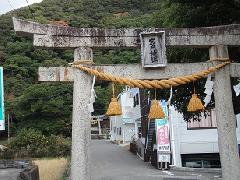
[13, 17, 240, 180]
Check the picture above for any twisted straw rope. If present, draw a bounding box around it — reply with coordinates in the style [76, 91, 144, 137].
[72, 61, 230, 89]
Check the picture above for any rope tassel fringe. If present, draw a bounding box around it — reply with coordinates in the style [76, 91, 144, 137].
[148, 100, 165, 120]
[106, 83, 122, 116]
[187, 93, 205, 112]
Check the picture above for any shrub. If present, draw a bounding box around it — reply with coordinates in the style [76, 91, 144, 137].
[46, 135, 71, 157]
[0, 128, 71, 159]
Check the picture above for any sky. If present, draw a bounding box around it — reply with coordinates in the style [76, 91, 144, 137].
[0, 0, 42, 15]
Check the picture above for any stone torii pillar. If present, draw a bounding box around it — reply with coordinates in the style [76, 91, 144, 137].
[210, 45, 240, 180]
[71, 47, 92, 180]
[12, 17, 240, 180]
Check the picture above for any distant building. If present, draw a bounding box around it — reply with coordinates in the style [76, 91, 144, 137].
[111, 87, 240, 168]
[91, 115, 109, 139]
[170, 108, 240, 168]
[109, 88, 141, 144]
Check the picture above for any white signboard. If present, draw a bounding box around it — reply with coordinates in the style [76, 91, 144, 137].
[158, 154, 170, 162]
[140, 31, 167, 68]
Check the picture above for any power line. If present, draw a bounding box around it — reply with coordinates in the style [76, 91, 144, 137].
[7, 0, 15, 11]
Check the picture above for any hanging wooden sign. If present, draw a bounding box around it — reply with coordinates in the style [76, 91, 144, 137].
[140, 31, 167, 68]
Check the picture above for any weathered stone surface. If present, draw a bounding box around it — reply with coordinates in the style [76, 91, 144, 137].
[18, 166, 39, 180]
[70, 48, 92, 180]
[13, 17, 240, 37]
[33, 34, 139, 48]
[33, 34, 240, 48]
[13, 17, 240, 48]
[140, 31, 167, 68]
[230, 63, 240, 77]
[210, 45, 240, 180]
[38, 63, 240, 82]
[38, 67, 74, 81]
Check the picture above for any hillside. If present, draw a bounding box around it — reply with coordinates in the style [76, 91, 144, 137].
[0, 0, 239, 137]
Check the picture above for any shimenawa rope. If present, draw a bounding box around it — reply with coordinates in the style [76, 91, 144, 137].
[72, 61, 230, 89]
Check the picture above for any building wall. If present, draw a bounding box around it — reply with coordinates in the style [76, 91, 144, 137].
[110, 116, 136, 143]
[110, 88, 140, 144]
[110, 116, 122, 142]
[110, 87, 240, 167]
[170, 107, 240, 167]
[123, 124, 135, 142]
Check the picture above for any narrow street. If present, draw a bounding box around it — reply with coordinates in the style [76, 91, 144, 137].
[90, 140, 222, 180]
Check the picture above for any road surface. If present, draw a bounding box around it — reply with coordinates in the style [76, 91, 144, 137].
[90, 140, 221, 180]
[0, 168, 22, 180]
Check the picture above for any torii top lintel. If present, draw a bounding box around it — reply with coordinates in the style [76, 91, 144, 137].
[13, 17, 240, 49]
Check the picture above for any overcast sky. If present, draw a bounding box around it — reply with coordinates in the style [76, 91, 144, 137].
[0, 0, 42, 15]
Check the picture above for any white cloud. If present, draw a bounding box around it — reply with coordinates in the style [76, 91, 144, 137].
[0, 0, 43, 15]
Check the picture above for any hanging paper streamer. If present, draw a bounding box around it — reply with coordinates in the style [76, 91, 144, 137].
[203, 74, 214, 107]
[88, 76, 96, 113]
[233, 82, 240, 96]
[167, 86, 173, 105]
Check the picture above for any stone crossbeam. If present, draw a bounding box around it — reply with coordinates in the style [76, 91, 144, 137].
[33, 34, 240, 48]
[38, 63, 240, 82]
[13, 17, 240, 48]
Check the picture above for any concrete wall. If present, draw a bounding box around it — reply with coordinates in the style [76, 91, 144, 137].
[123, 124, 135, 142]
[170, 107, 240, 167]
[110, 116, 135, 143]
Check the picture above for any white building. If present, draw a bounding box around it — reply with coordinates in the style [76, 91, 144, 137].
[109, 88, 141, 144]
[170, 107, 240, 168]
[111, 88, 240, 168]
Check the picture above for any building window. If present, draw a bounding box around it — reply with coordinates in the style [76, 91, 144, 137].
[181, 153, 221, 168]
[187, 109, 217, 129]
[119, 127, 122, 135]
[133, 93, 139, 107]
[138, 126, 142, 138]
[136, 93, 139, 105]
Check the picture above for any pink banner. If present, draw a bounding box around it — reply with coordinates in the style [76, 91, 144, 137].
[156, 122, 170, 152]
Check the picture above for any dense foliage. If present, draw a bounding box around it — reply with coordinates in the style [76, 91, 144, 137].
[0, 0, 239, 138]
[1, 128, 71, 158]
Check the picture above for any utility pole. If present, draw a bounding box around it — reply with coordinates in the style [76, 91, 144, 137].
[7, 114, 10, 143]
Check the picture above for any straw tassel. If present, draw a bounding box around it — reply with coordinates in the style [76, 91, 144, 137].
[106, 83, 122, 116]
[187, 94, 205, 112]
[187, 83, 205, 112]
[148, 100, 165, 120]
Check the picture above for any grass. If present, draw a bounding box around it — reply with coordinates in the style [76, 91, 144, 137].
[33, 158, 68, 180]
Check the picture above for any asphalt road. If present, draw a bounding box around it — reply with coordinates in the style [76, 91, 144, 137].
[0, 140, 222, 180]
[0, 168, 22, 180]
[90, 140, 222, 180]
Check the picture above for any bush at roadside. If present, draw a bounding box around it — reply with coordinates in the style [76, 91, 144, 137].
[0, 128, 71, 159]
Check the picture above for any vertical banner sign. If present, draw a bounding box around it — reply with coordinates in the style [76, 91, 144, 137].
[0, 67, 4, 130]
[155, 101, 170, 153]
